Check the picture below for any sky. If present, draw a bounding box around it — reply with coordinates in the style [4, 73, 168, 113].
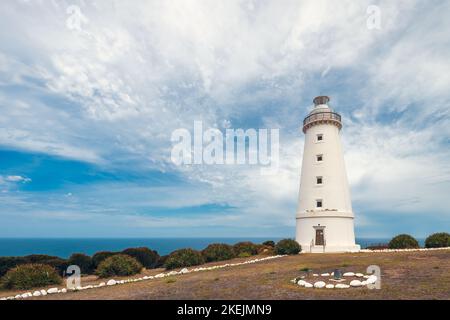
[0, 0, 449, 239]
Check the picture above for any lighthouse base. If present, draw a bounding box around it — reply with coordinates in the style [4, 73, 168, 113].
[300, 244, 361, 253]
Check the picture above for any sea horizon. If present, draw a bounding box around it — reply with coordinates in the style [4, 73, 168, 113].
[0, 237, 426, 258]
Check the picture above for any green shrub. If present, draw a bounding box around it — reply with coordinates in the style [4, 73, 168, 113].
[24, 255, 68, 276]
[233, 242, 258, 256]
[68, 253, 94, 274]
[262, 240, 275, 247]
[122, 247, 159, 269]
[237, 252, 251, 258]
[154, 255, 168, 268]
[164, 248, 205, 270]
[274, 239, 301, 255]
[96, 254, 143, 278]
[1, 264, 62, 290]
[0, 257, 27, 277]
[92, 251, 118, 268]
[202, 243, 235, 262]
[425, 232, 450, 248]
[388, 234, 420, 249]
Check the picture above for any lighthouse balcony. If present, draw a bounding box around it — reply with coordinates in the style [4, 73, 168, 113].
[302, 111, 342, 133]
[296, 209, 354, 219]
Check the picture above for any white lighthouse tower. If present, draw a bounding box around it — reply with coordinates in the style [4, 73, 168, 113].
[295, 96, 360, 253]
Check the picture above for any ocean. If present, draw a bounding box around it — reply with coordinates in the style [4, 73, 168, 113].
[0, 237, 425, 258]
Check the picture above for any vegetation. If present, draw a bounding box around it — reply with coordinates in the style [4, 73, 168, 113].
[122, 247, 160, 269]
[92, 251, 118, 268]
[0, 257, 27, 277]
[233, 242, 259, 257]
[164, 248, 205, 270]
[67, 253, 94, 274]
[202, 243, 235, 262]
[96, 254, 142, 278]
[262, 240, 275, 247]
[388, 234, 420, 249]
[274, 239, 301, 255]
[425, 232, 450, 248]
[0, 264, 62, 290]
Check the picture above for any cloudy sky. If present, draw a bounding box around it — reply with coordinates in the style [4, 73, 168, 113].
[0, 0, 449, 239]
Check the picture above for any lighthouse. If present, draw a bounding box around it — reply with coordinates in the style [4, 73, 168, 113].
[295, 96, 360, 253]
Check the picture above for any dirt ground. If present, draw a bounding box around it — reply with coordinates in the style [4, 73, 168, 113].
[2, 250, 449, 300]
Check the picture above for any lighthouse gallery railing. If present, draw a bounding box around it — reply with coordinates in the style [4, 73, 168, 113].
[303, 112, 341, 126]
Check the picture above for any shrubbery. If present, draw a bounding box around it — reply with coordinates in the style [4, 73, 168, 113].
[96, 254, 142, 278]
[68, 253, 94, 274]
[0, 257, 27, 277]
[425, 232, 450, 248]
[92, 251, 118, 268]
[388, 234, 420, 249]
[233, 242, 259, 257]
[154, 255, 168, 268]
[262, 240, 275, 247]
[122, 247, 159, 269]
[0, 264, 62, 290]
[274, 239, 301, 255]
[202, 243, 235, 262]
[164, 248, 205, 270]
[24, 254, 68, 276]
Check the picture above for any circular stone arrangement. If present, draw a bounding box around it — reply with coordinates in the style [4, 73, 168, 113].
[291, 271, 377, 289]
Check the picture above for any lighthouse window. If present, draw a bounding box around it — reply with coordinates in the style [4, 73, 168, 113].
[317, 134, 323, 142]
[316, 176, 323, 185]
[316, 154, 323, 162]
[316, 199, 323, 208]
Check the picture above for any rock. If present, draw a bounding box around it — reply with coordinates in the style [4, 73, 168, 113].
[361, 281, 368, 286]
[168, 271, 178, 276]
[355, 273, 364, 277]
[98, 282, 106, 287]
[15, 295, 21, 299]
[61, 288, 67, 293]
[40, 290, 47, 296]
[143, 276, 149, 280]
[21, 293, 30, 299]
[312, 273, 319, 277]
[350, 280, 362, 287]
[180, 268, 189, 274]
[314, 281, 326, 288]
[33, 291, 42, 297]
[335, 284, 350, 289]
[107, 279, 117, 286]
[47, 288, 58, 294]
[297, 280, 306, 287]
[155, 273, 165, 278]
[304, 282, 313, 288]
[325, 284, 334, 289]
[343, 272, 355, 277]
[363, 275, 370, 279]
[321, 273, 330, 277]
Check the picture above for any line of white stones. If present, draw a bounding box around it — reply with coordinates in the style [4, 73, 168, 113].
[359, 247, 450, 253]
[0, 254, 288, 300]
[291, 272, 378, 289]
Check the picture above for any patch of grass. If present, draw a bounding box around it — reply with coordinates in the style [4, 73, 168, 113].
[299, 267, 311, 272]
[165, 278, 176, 284]
[341, 263, 350, 267]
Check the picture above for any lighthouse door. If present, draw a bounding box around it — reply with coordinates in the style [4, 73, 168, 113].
[315, 229, 324, 246]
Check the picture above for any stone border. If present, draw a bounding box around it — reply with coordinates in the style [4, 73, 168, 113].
[359, 247, 450, 253]
[0, 255, 287, 300]
[291, 272, 378, 289]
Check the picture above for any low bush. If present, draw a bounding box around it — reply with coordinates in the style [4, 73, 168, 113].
[96, 254, 143, 278]
[1, 264, 62, 290]
[233, 242, 258, 257]
[24, 255, 68, 276]
[122, 247, 159, 269]
[425, 232, 450, 248]
[366, 243, 389, 250]
[274, 239, 301, 255]
[92, 251, 118, 268]
[388, 234, 420, 249]
[262, 240, 275, 247]
[0, 257, 27, 277]
[164, 248, 205, 270]
[154, 255, 168, 268]
[67, 253, 94, 274]
[202, 243, 235, 262]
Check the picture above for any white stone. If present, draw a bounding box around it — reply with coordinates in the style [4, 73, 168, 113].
[61, 288, 67, 293]
[298, 280, 306, 287]
[107, 279, 117, 286]
[47, 288, 58, 294]
[15, 295, 21, 299]
[21, 293, 30, 299]
[304, 282, 313, 288]
[155, 273, 165, 278]
[355, 273, 364, 277]
[98, 282, 106, 287]
[343, 272, 355, 277]
[321, 273, 330, 276]
[350, 280, 362, 287]
[40, 290, 47, 296]
[335, 284, 350, 289]
[314, 281, 326, 288]
[312, 273, 319, 277]
[325, 284, 335, 289]
[33, 291, 41, 297]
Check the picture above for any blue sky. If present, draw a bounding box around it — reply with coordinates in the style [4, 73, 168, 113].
[0, 0, 449, 238]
